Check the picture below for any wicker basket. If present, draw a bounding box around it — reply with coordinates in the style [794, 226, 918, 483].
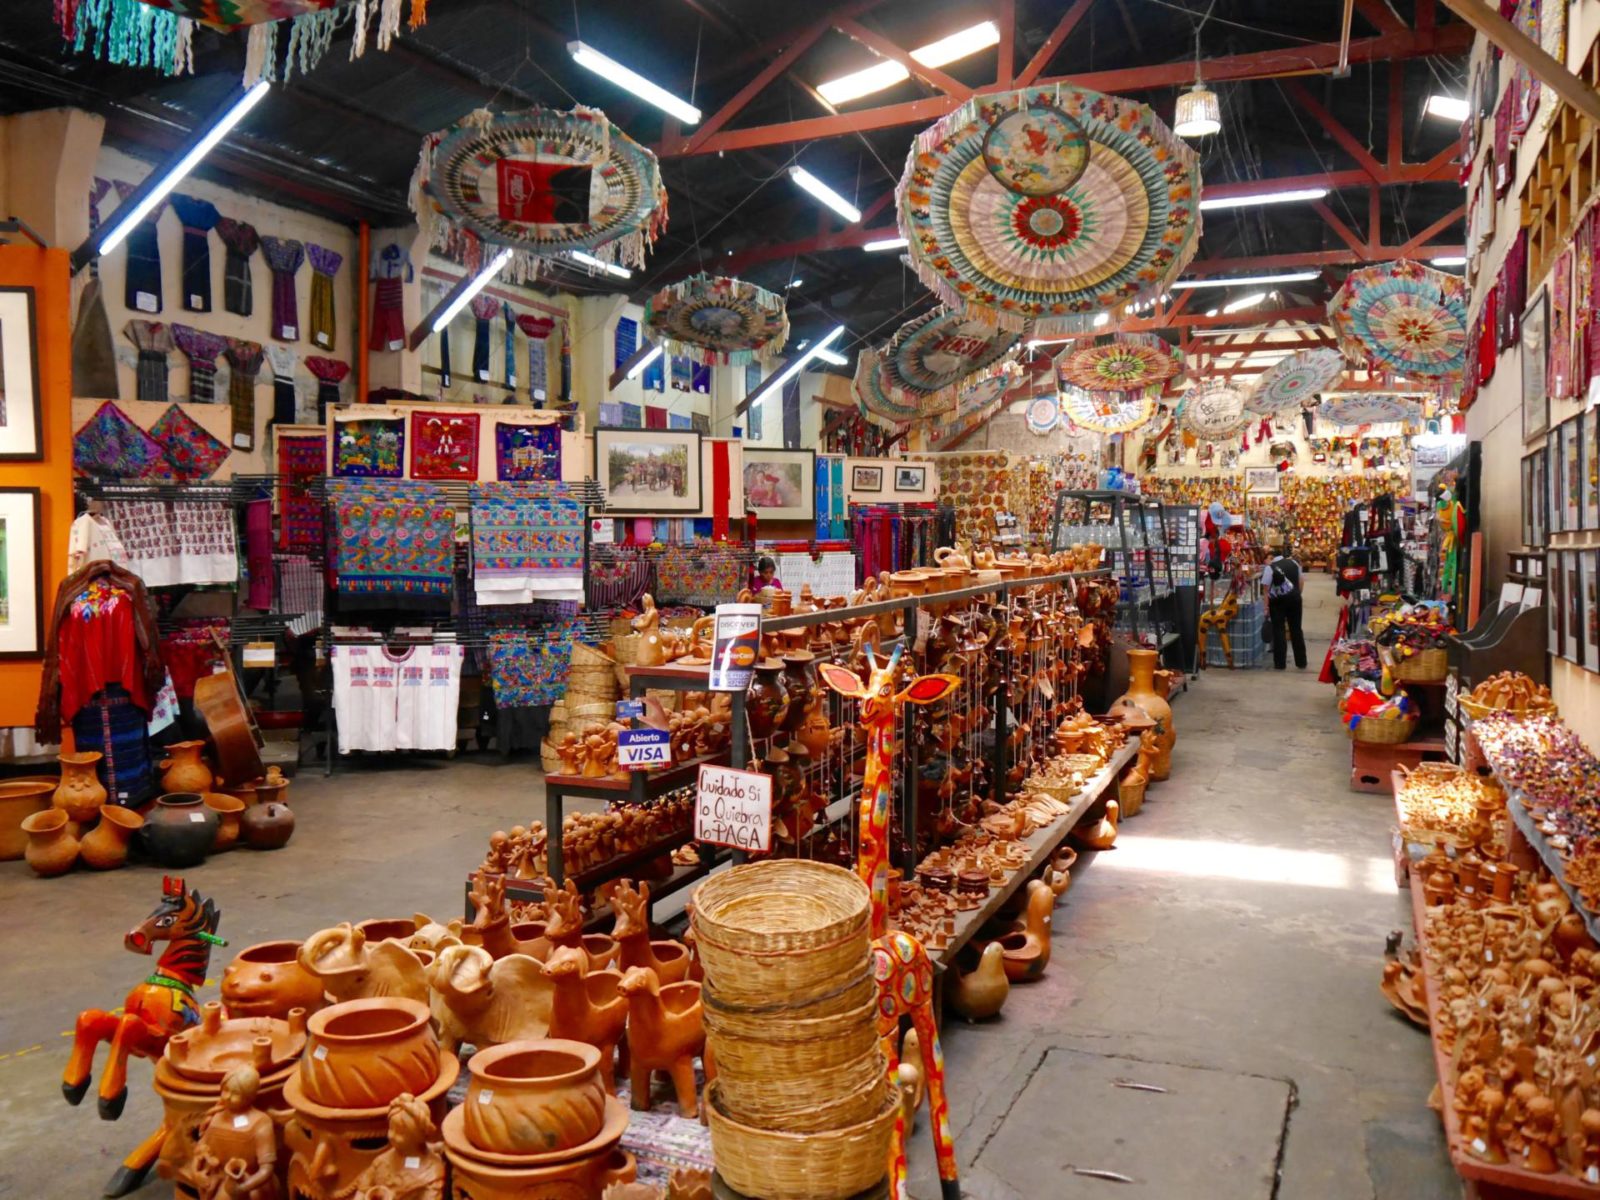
[713, 1047, 888, 1133]
[571, 642, 616, 670]
[1391, 647, 1447, 682]
[1118, 775, 1147, 817]
[706, 1081, 898, 1200]
[692, 861, 871, 1008]
[613, 632, 643, 666]
[540, 739, 566, 774]
[568, 700, 617, 727]
[1348, 714, 1419, 745]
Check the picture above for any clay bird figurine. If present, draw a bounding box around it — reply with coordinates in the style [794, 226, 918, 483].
[611, 880, 693, 984]
[542, 946, 630, 1092]
[976, 879, 1054, 983]
[426, 943, 552, 1054]
[946, 942, 1011, 1021]
[617, 966, 707, 1118]
[298, 923, 432, 1005]
[1070, 798, 1120, 852]
[1047, 846, 1078, 901]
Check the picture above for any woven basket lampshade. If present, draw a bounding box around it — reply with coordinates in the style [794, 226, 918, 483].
[1174, 82, 1221, 138]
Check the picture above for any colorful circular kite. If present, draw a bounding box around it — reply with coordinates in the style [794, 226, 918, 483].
[1055, 333, 1183, 395]
[1025, 393, 1062, 434]
[1176, 382, 1252, 440]
[1245, 348, 1345, 414]
[1328, 260, 1468, 378]
[897, 85, 1202, 334]
[643, 274, 789, 367]
[1059, 385, 1157, 434]
[413, 106, 668, 275]
[853, 308, 1019, 420]
[1315, 395, 1424, 426]
[133, 0, 344, 23]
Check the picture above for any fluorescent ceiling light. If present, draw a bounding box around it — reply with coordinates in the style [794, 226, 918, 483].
[1425, 94, 1471, 122]
[789, 278, 804, 288]
[569, 250, 631, 279]
[818, 20, 1000, 105]
[1175, 271, 1320, 289]
[911, 20, 1000, 67]
[627, 344, 664, 380]
[790, 167, 861, 223]
[1200, 187, 1329, 211]
[1092, 313, 1110, 327]
[863, 236, 909, 252]
[433, 248, 514, 332]
[568, 41, 701, 124]
[1221, 291, 1268, 313]
[1205, 308, 1219, 317]
[813, 348, 849, 366]
[99, 81, 271, 256]
[764, 326, 847, 393]
[1430, 255, 1467, 267]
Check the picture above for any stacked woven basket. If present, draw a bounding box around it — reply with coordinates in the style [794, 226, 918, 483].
[542, 642, 622, 773]
[693, 861, 897, 1200]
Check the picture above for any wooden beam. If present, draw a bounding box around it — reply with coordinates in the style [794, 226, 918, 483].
[1353, 0, 1406, 35]
[833, 17, 973, 100]
[1282, 80, 1386, 179]
[1396, 203, 1466, 255]
[669, 21, 830, 156]
[1016, 0, 1095, 87]
[1387, 60, 1405, 168]
[995, 0, 1016, 86]
[1438, 0, 1600, 124]
[1311, 199, 1370, 255]
[608, 341, 660, 391]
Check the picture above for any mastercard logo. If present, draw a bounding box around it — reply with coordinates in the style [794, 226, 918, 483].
[728, 645, 757, 667]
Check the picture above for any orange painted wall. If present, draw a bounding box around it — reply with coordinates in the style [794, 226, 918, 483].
[0, 247, 73, 728]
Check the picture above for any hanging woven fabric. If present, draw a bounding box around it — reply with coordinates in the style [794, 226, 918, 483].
[125, 320, 174, 402]
[559, 318, 572, 406]
[225, 339, 264, 451]
[471, 294, 499, 382]
[115, 181, 165, 314]
[73, 178, 120, 399]
[216, 218, 260, 317]
[259, 235, 305, 341]
[517, 315, 554, 404]
[306, 243, 343, 350]
[265, 345, 299, 426]
[502, 302, 517, 392]
[305, 356, 351, 423]
[170, 194, 220, 313]
[439, 326, 452, 390]
[369, 242, 411, 351]
[171, 324, 228, 404]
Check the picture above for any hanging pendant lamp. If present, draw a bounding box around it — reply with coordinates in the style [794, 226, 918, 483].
[1173, 28, 1220, 138]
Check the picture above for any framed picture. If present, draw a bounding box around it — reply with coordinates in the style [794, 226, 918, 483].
[1590, 410, 1600, 530]
[1565, 418, 1584, 532]
[0, 487, 42, 658]
[595, 428, 703, 514]
[1522, 451, 1545, 546]
[742, 448, 815, 521]
[1549, 436, 1565, 534]
[1550, 549, 1565, 658]
[1523, 288, 1550, 441]
[0, 288, 42, 461]
[1587, 550, 1600, 670]
[851, 464, 884, 493]
[1568, 551, 1584, 665]
[894, 464, 928, 493]
[1244, 467, 1280, 494]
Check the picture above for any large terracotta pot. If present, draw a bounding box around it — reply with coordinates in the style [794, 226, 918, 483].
[0, 780, 54, 860]
[298, 997, 439, 1110]
[53, 751, 107, 824]
[160, 740, 216, 794]
[79, 804, 145, 870]
[746, 660, 789, 741]
[21, 808, 79, 876]
[1113, 648, 1175, 781]
[444, 1143, 635, 1199]
[241, 801, 295, 850]
[223, 940, 327, 1019]
[143, 793, 218, 867]
[464, 1041, 607, 1156]
[204, 793, 245, 852]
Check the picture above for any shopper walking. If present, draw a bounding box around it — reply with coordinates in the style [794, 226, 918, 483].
[1262, 543, 1307, 670]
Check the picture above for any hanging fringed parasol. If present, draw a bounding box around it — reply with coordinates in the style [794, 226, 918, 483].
[1175, 381, 1252, 440]
[1315, 394, 1424, 427]
[924, 374, 1017, 450]
[1058, 384, 1157, 434]
[1055, 332, 1183, 394]
[411, 105, 668, 283]
[643, 274, 789, 368]
[1025, 393, 1061, 434]
[852, 308, 1020, 420]
[1328, 260, 1468, 379]
[896, 84, 1202, 335]
[1244, 347, 1345, 414]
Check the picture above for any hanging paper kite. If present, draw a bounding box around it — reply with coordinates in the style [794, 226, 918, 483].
[853, 308, 1020, 421]
[1315, 394, 1424, 427]
[1175, 381, 1252, 441]
[1244, 347, 1345, 414]
[643, 274, 789, 368]
[918, 370, 1018, 449]
[412, 105, 667, 282]
[1025, 393, 1061, 435]
[1328, 260, 1468, 378]
[1055, 333, 1183, 396]
[1058, 385, 1157, 434]
[896, 85, 1202, 334]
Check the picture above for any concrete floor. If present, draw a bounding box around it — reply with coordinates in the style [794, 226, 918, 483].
[0, 575, 1459, 1199]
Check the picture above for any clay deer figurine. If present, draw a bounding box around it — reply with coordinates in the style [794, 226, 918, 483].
[426, 943, 552, 1054]
[546, 879, 620, 971]
[611, 880, 692, 985]
[616, 966, 707, 1118]
[542, 946, 629, 1092]
[465, 871, 553, 961]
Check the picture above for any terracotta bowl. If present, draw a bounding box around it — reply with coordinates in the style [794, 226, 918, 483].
[164, 1001, 308, 1082]
[298, 997, 438, 1110]
[463, 1040, 607, 1157]
[223, 940, 328, 1020]
[443, 1094, 630, 1166]
[356, 917, 421, 944]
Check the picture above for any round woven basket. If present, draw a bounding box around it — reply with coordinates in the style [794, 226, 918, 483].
[1391, 647, 1447, 682]
[613, 632, 643, 665]
[1457, 696, 1557, 721]
[714, 1049, 888, 1134]
[568, 700, 616, 726]
[706, 1081, 899, 1200]
[571, 642, 616, 670]
[567, 671, 619, 701]
[1348, 714, 1418, 745]
[540, 739, 565, 774]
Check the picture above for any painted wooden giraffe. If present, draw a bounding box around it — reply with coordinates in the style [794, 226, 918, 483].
[820, 644, 963, 1200]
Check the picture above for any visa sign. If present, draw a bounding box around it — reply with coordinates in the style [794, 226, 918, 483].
[617, 728, 672, 770]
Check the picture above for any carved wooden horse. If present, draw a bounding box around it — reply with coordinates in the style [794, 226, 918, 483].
[1197, 586, 1240, 670]
[62, 876, 225, 1197]
[820, 644, 963, 1200]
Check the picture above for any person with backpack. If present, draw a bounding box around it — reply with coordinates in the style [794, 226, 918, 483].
[1262, 542, 1307, 670]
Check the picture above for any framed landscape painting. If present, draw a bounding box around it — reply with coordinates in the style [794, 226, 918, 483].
[0, 288, 41, 461]
[596, 428, 702, 514]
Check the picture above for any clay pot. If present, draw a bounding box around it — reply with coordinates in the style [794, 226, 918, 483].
[1113, 648, 1175, 781]
[228, 779, 259, 808]
[204, 792, 246, 852]
[0, 780, 54, 860]
[160, 740, 216, 794]
[79, 804, 145, 870]
[444, 1144, 635, 1197]
[889, 571, 930, 598]
[358, 918, 424, 944]
[298, 997, 439, 1110]
[165, 1000, 309, 1082]
[747, 660, 790, 741]
[464, 1041, 607, 1156]
[52, 751, 107, 824]
[224, 940, 327, 1019]
[21, 808, 79, 876]
[778, 651, 817, 734]
[252, 776, 289, 808]
[241, 801, 295, 850]
[143, 793, 218, 868]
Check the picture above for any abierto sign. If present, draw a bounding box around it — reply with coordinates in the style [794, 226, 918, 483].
[694, 764, 772, 852]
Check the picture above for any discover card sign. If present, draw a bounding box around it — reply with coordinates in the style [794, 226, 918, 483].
[694, 764, 772, 852]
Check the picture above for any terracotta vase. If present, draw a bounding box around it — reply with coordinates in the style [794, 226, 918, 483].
[52, 751, 107, 824]
[464, 1041, 607, 1156]
[241, 801, 296, 850]
[143, 793, 219, 868]
[223, 940, 328, 1019]
[0, 779, 55, 860]
[79, 804, 145, 870]
[21, 808, 79, 876]
[160, 740, 216, 794]
[253, 777, 289, 808]
[778, 651, 817, 734]
[796, 702, 832, 759]
[203, 793, 245, 852]
[746, 660, 789, 741]
[1113, 648, 1175, 780]
[298, 997, 440, 1110]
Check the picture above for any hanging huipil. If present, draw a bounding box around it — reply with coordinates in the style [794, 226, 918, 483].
[115, 181, 165, 314]
[124, 320, 174, 402]
[265, 346, 300, 426]
[171, 324, 228, 404]
[169, 194, 219, 313]
[470, 294, 498, 382]
[305, 356, 351, 423]
[216, 218, 260, 317]
[503, 303, 517, 393]
[517, 315, 554, 403]
[369, 242, 411, 351]
[224, 339, 265, 451]
[259, 236, 305, 341]
[306, 243, 343, 350]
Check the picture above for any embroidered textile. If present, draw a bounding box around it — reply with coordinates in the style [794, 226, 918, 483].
[125, 319, 174, 402]
[106, 498, 239, 587]
[72, 686, 156, 807]
[1550, 248, 1574, 401]
[274, 554, 322, 637]
[117, 181, 165, 314]
[74, 402, 171, 480]
[470, 484, 583, 605]
[149, 404, 229, 481]
[495, 421, 560, 482]
[245, 499, 273, 608]
[487, 625, 586, 707]
[260, 236, 305, 341]
[225, 338, 264, 450]
[503, 303, 517, 389]
[277, 433, 327, 556]
[305, 355, 350, 423]
[307, 243, 342, 350]
[172, 324, 228, 404]
[369, 243, 410, 351]
[518, 315, 553, 402]
[333, 414, 404, 477]
[328, 479, 454, 596]
[439, 325, 453, 389]
[265, 345, 300, 425]
[472, 293, 498, 382]
[159, 619, 230, 700]
[216, 218, 259, 317]
[170, 194, 219, 312]
[58, 580, 153, 722]
[411, 410, 480, 480]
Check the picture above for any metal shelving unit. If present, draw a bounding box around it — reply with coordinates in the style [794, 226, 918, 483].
[1051, 490, 1182, 664]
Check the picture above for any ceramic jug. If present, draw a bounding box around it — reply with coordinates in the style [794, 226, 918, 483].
[241, 801, 296, 850]
[1113, 647, 1175, 780]
[160, 740, 216, 794]
[79, 804, 145, 870]
[22, 808, 79, 876]
[144, 793, 219, 868]
[53, 751, 107, 824]
[0, 780, 54, 860]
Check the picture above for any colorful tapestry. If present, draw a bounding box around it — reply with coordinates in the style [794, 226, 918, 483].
[487, 625, 585, 707]
[495, 420, 560, 482]
[71, 685, 155, 808]
[277, 432, 327, 552]
[328, 479, 453, 596]
[598, 402, 624, 427]
[149, 404, 229, 481]
[73, 402, 172, 480]
[332, 415, 406, 478]
[1549, 247, 1573, 401]
[619, 402, 643, 429]
[470, 484, 584, 604]
[669, 414, 693, 430]
[411, 410, 481, 480]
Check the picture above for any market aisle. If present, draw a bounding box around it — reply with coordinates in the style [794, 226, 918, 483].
[909, 573, 1458, 1200]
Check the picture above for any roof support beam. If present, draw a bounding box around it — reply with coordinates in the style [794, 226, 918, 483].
[1438, 0, 1600, 124]
[1016, 0, 1095, 87]
[663, 20, 830, 156]
[1311, 198, 1370, 255]
[1281, 79, 1386, 180]
[995, 0, 1016, 86]
[1396, 203, 1467, 255]
[832, 17, 973, 100]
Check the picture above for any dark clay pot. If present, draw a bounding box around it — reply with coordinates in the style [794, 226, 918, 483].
[746, 660, 790, 741]
[240, 801, 295, 850]
[142, 793, 218, 868]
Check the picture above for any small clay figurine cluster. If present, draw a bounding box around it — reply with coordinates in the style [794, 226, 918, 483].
[626, 594, 714, 668]
[551, 706, 732, 781]
[1396, 763, 1507, 846]
[480, 797, 693, 880]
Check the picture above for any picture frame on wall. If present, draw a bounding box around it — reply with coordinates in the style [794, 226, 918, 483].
[595, 427, 703, 515]
[1523, 287, 1549, 441]
[1587, 549, 1600, 670]
[0, 288, 42, 461]
[1565, 417, 1583, 532]
[742, 448, 816, 522]
[851, 464, 884, 493]
[1244, 466, 1280, 494]
[894, 464, 928, 493]
[1549, 436, 1565, 535]
[1567, 551, 1584, 666]
[1522, 451, 1545, 546]
[1532, 446, 1548, 546]
[1590, 410, 1600, 529]
[0, 487, 42, 658]
[1549, 549, 1565, 659]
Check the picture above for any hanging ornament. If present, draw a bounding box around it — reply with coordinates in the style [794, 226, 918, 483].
[1328, 259, 1468, 378]
[1025, 393, 1061, 434]
[643, 274, 789, 368]
[1317, 394, 1424, 426]
[1058, 385, 1157, 434]
[1175, 381, 1251, 440]
[1055, 332, 1184, 395]
[853, 308, 1020, 421]
[1245, 348, 1344, 414]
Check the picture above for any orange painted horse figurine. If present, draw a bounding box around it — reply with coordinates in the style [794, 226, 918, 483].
[63, 875, 225, 1196]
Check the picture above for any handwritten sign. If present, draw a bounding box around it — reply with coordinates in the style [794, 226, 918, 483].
[694, 764, 772, 852]
[618, 728, 672, 771]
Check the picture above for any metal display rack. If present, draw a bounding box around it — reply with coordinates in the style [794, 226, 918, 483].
[1051, 490, 1183, 667]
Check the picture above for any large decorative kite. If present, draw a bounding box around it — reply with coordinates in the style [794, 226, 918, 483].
[1176, 382, 1252, 440]
[853, 308, 1020, 421]
[644, 275, 789, 367]
[1329, 260, 1468, 378]
[1244, 348, 1345, 414]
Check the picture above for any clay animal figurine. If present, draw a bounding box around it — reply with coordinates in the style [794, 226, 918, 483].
[1196, 586, 1240, 670]
[183, 1064, 278, 1200]
[63, 876, 226, 1197]
[631, 594, 674, 668]
[946, 942, 1010, 1021]
[350, 1092, 446, 1200]
[297, 923, 432, 1006]
[465, 871, 553, 961]
[611, 880, 692, 985]
[546, 878, 620, 971]
[1071, 798, 1120, 852]
[543, 946, 629, 1092]
[977, 879, 1054, 983]
[427, 943, 552, 1054]
[616, 966, 707, 1118]
[898, 1028, 926, 1131]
